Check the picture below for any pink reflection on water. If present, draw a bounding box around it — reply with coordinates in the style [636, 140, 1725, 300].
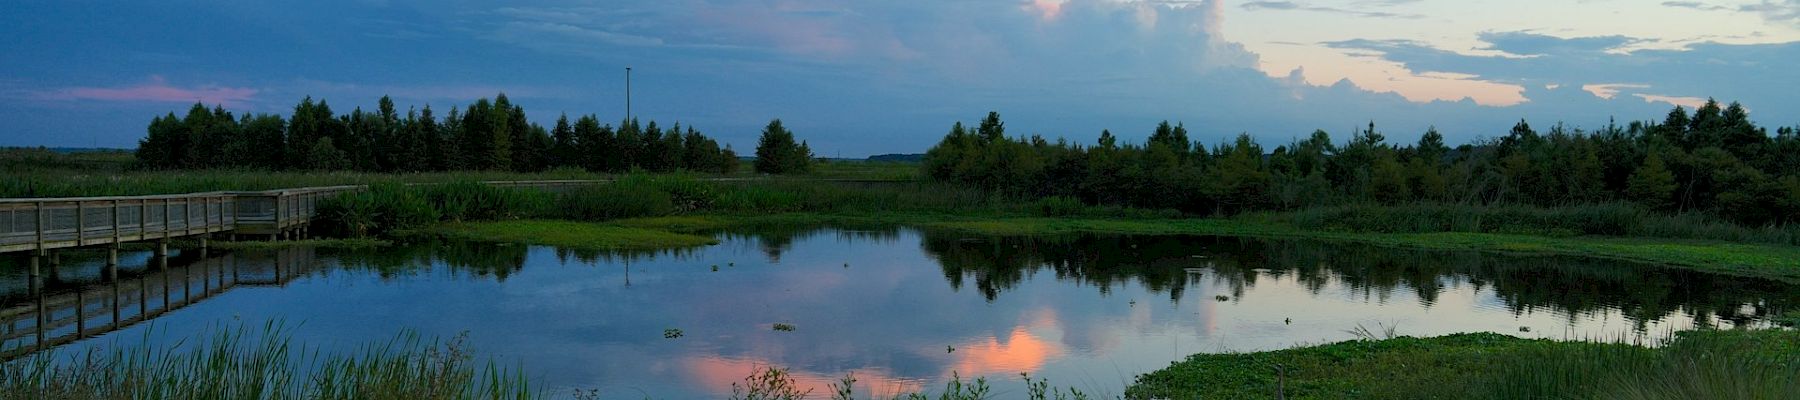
[685, 356, 926, 397]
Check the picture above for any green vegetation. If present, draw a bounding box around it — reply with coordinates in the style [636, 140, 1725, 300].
[0, 323, 534, 400]
[923, 103, 1800, 238]
[281, 174, 1800, 281]
[0, 161, 917, 198]
[0, 147, 133, 173]
[916, 215, 1800, 282]
[134, 94, 737, 174]
[753, 119, 814, 174]
[1126, 329, 1800, 399]
[0, 169, 609, 198]
[425, 220, 718, 251]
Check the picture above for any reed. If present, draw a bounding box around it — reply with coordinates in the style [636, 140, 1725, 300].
[0, 321, 537, 400]
[1125, 328, 1800, 400]
[1269, 202, 1800, 246]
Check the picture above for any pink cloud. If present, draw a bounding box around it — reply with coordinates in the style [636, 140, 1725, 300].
[35, 76, 257, 107]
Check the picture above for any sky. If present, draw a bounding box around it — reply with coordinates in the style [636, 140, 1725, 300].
[3, 0, 1799, 156]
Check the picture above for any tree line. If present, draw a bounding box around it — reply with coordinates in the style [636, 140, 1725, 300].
[136, 94, 740, 174]
[923, 100, 1800, 226]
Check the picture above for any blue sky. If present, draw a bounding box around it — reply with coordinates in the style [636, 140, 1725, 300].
[3, 0, 1798, 156]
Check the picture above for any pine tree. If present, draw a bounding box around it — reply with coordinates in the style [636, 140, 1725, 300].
[754, 119, 811, 174]
[573, 115, 610, 172]
[551, 114, 577, 169]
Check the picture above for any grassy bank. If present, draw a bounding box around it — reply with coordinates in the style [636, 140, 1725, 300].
[423, 220, 719, 251]
[448, 211, 1800, 283]
[912, 216, 1800, 283]
[1125, 329, 1800, 399]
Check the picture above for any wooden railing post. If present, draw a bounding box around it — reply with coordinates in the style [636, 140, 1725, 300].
[75, 201, 85, 245]
[34, 201, 44, 251]
[111, 199, 120, 244]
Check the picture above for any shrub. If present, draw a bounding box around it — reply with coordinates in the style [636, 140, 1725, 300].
[1032, 196, 1085, 217]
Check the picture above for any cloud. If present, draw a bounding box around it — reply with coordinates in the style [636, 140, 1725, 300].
[1661, 1, 1730, 11]
[1325, 32, 1800, 110]
[31, 76, 257, 107]
[1477, 31, 1640, 56]
[5, 0, 1799, 153]
[1241, 1, 1424, 19]
[1741, 0, 1800, 24]
[286, 79, 570, 106]
[1666, 0, 1800, 25]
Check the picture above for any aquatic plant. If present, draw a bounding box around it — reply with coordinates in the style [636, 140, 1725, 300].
[0, 322, 536, 400]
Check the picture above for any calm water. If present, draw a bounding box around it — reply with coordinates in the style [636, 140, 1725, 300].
[2, 228, 1795, 398]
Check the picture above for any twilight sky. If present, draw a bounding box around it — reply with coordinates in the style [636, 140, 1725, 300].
[3, 0, 1798, 156]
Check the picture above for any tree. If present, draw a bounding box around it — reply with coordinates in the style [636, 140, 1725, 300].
[573, 115, 611, 171]
[1417, 127, 1447, 163]
[306, 137, 350, 171]
[1203, 134, 1270, 213]
[136, 113, 187, 169]
[419, 106, 445, 171]
[1627, 153, 1677, 211]
[550, 114, 578, 169]
[242, 113, 287, 170]
[1148, 121, 1192, 156]
[754, 119, 812, 174]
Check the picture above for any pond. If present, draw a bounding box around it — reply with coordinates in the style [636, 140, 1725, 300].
[2, 227, 1795, 398]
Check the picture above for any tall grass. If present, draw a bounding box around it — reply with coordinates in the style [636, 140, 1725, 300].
[315, 174, 1039, 237]
[0, 321, 536, 400]
[317, 182, 555, 237]
[1268, 202, 1800, 245]
[1125, 329, 1800, 400]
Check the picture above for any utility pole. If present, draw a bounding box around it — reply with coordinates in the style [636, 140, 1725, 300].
[625, 67, 633, 122]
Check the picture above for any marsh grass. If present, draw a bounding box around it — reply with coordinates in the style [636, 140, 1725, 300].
[1272, 203, 1800, 246]
[0, 321, 536, 400]
[1125, 329, 1800, 400]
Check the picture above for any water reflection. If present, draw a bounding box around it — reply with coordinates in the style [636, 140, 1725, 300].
[0, 227, 1792, 397]
[0, 248, 315, 359]
[922, 234, 1796, 330]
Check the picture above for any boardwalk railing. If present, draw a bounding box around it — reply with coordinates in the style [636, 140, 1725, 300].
[0, 192, 243, 254]
[0, 180, 616, 255]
